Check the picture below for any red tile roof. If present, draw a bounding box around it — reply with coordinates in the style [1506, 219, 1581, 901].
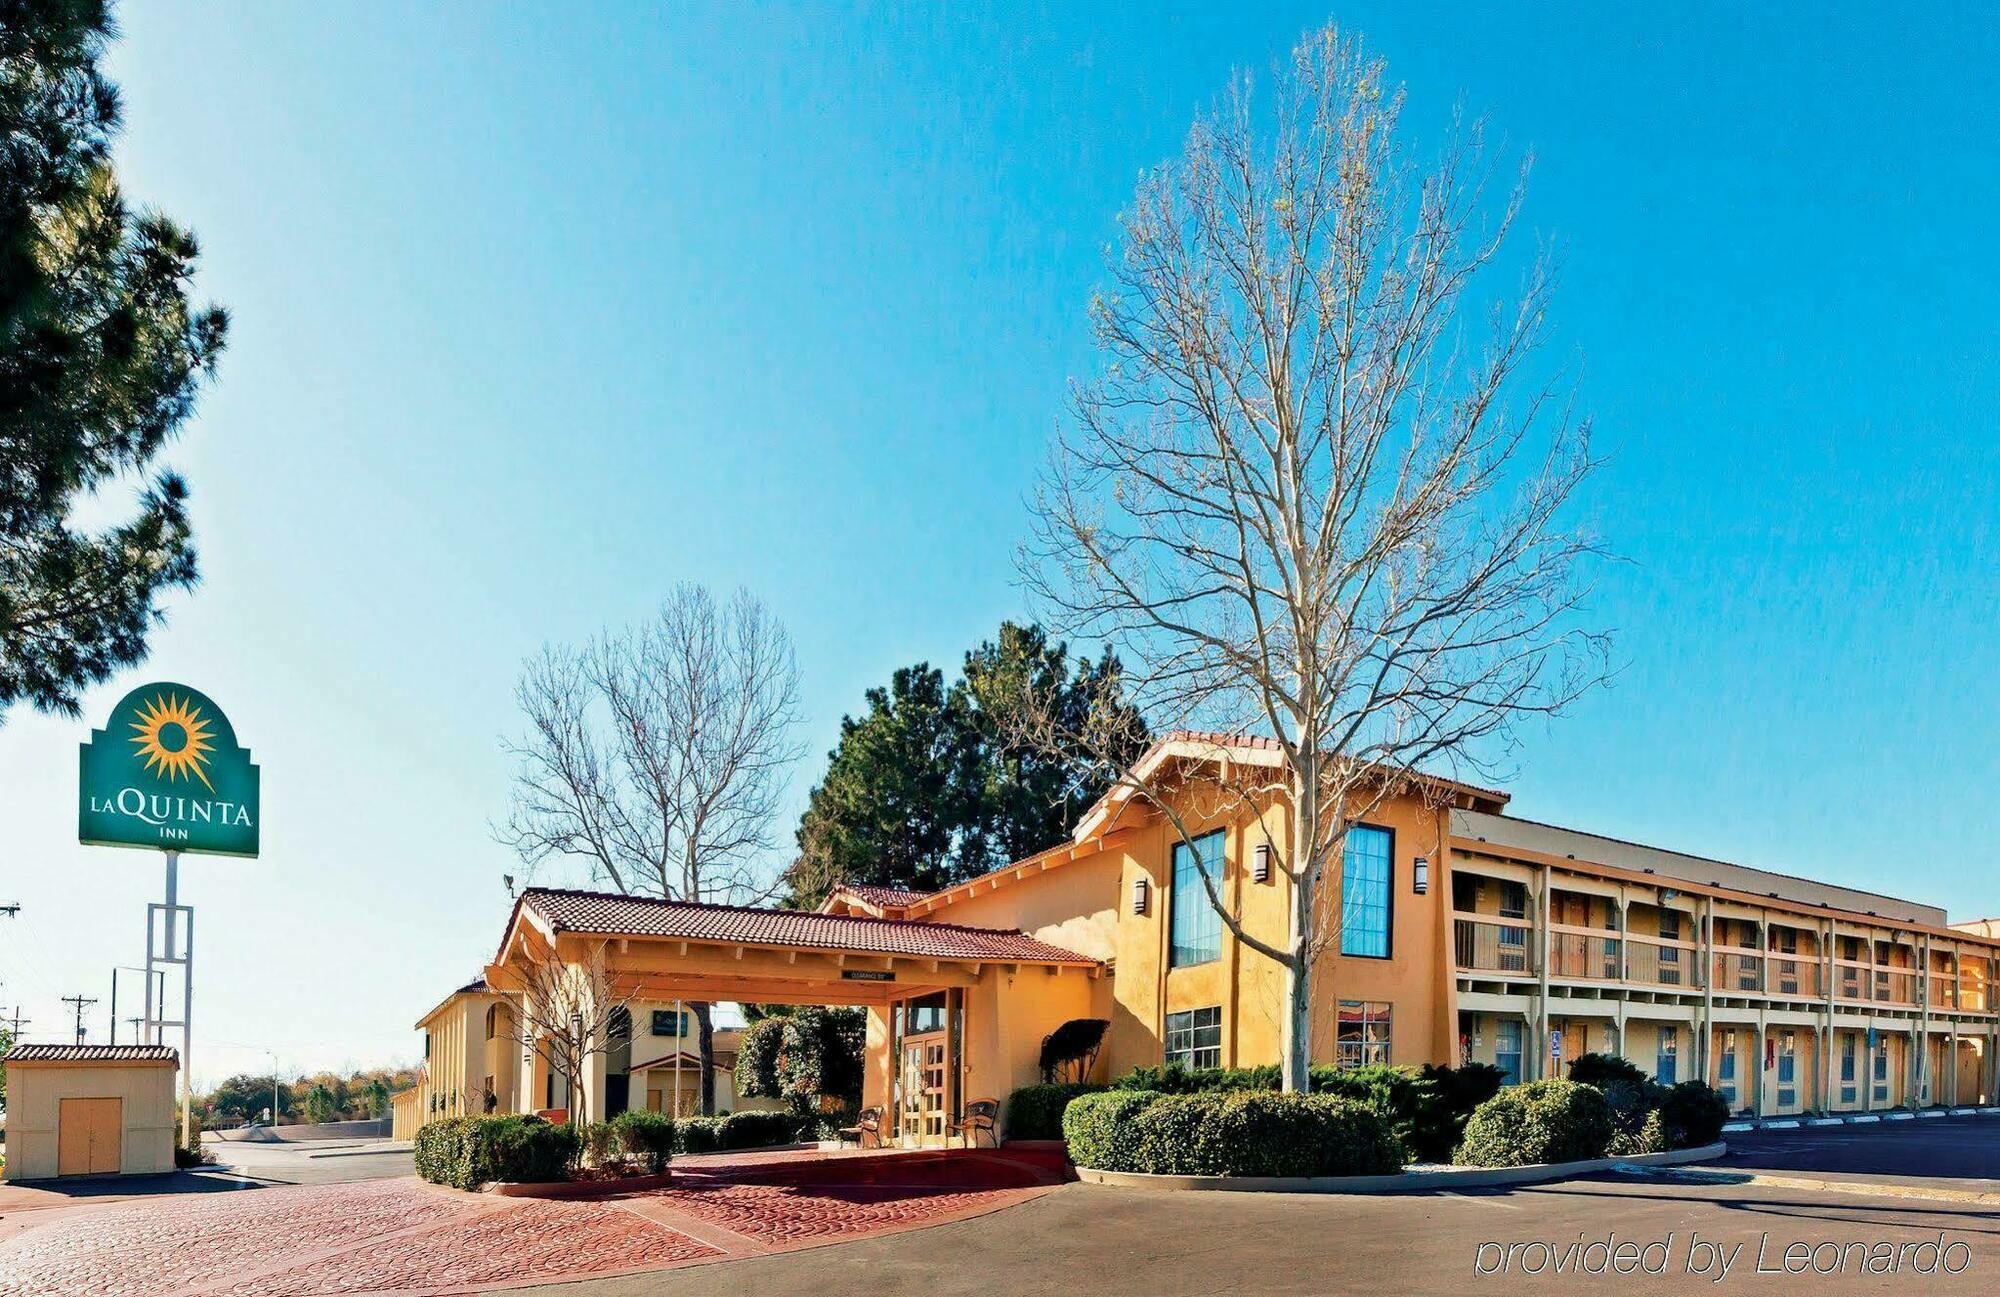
[4, 1043, 178, 1064]
[1156, 730, 1510, 802]
[828, 883, 934, 910]
[518, 887, 1096, 965]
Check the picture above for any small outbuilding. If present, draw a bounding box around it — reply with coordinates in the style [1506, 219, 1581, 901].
[1, 1043, 179, 1181]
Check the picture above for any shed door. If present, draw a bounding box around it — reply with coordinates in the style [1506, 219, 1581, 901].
[58, 1097, 123, 1176]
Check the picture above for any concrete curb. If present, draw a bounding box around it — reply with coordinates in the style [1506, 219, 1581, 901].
[1668, 1168, 2000, 1208]
[1072, 1141, 1727, 1194]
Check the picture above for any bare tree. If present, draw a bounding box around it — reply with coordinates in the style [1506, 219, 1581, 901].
[509, 940, 632, 1127]
[1021, 25, 1610, 1091]
[498, 583, 805, 1112]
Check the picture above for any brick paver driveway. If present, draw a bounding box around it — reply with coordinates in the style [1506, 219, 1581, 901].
[0, 1151, 1053, 1296]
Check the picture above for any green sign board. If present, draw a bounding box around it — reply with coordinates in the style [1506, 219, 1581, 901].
[79, 682, 259, 857]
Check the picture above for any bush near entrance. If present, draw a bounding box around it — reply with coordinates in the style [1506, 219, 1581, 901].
[611, 1110, 676, 1173]
[1005, 1083, 1104, 1141]
[1063, 1089, 1402, 1177]
[414, 1115, 581, 1189]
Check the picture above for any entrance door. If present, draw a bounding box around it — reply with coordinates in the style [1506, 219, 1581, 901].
[900, 1035, 948, 1144]
[58, 1097, 122, 1177]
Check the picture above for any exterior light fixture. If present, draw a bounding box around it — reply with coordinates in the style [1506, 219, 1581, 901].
[1253, 843, 1273, 884]
[1412, 856, 1430, 894]
[1132, 876, 1150, 915]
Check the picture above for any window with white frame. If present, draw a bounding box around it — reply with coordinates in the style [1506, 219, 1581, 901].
[1164, 1006, 1222, 1071]
[1335, 1000, 1392, 1068]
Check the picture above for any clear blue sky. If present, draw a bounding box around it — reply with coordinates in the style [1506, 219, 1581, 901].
[1, 3, 1995, 1085]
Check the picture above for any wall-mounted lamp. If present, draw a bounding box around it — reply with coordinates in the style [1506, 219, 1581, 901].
[1660, 888, 1678, 904]
[1412, 856, 1430, 894]
[1132, 876, 1150, 915]
[1253, 843, 1273, 884]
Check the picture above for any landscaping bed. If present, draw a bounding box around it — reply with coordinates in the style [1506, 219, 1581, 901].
[413, 1109, 812, 1192]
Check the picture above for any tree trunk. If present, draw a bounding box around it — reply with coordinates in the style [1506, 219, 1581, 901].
[1283, 778, 1316, 1094]
[692, 1001, 717, 1115]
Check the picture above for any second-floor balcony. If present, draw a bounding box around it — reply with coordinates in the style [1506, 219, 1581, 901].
[1453, 914, 1534, 975]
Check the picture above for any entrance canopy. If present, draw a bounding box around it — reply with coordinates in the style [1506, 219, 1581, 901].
[486, 887, 1100, 1008]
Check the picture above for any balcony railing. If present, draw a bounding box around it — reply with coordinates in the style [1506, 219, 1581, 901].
[1767, 956, 1820, 998]
[1548, 930, 1622, 981]
[1453, 915, 1534, 975]
[1873, 969, 1917, 1007]
[1712, 951, 1763, 993]
[1624, 936, 1695, 987]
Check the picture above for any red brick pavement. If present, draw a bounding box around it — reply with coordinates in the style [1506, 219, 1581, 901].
[0, 1151, 1053, 1295]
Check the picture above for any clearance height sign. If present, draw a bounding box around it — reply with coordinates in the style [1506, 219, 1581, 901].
[79, 683, 260, 857]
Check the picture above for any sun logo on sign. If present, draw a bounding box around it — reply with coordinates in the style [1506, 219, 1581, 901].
[129, 692, 218, 791]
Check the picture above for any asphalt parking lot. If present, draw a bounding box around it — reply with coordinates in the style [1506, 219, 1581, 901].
[529, 1119, 2000, 1297]
[1719, 1115, 2000, 1195]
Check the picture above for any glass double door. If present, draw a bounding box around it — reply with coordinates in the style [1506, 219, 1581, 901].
[900, 1034, 949, 1143]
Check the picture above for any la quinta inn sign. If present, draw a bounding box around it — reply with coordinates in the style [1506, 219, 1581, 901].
[79, 683, 260, 857]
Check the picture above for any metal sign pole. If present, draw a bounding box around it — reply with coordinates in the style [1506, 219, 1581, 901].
[145, 850, 194, 1147]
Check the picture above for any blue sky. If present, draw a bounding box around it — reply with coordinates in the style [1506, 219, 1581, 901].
[1, 3, 1995, 1084]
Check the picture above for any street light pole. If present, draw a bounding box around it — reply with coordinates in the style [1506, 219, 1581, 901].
[269, 1051, 280, 1128]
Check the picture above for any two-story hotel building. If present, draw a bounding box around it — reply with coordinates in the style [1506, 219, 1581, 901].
[461, 733, 2000, 1141]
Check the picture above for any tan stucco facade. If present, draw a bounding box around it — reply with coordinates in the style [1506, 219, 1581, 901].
[2, 1055, 178, 1181]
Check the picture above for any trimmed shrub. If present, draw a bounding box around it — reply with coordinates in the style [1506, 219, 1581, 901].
[1109, 1063, 1276, 1093]
[414, 1117, 477, 1188]
[1599, 1078, 1669, 1156]
[473, 1115, 580, 1184]
[1567, 1052, 1648, 1089]
[1106, 1061, 1499, 1164]
[722, 1110, 800, 1150]
[1127, 1091, 1403, 1178]
[579, 1120, 619, 1169]
[1004, 1083, 1105, 1141]
[1418, 1062, 1504, 1161]
[414, 1115, 580, 1188]
[1658, 1080, 1729, 1150]
[676, 1116, 726, 1154]
[611, 1110, 676, 1173]
[1454, 1079, 1614, 1168]
[1063, 1090, 1161, 1172]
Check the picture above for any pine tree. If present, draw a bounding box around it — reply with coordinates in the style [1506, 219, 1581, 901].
[786, 623, 1147, 907]
[1, 0, 228, 719]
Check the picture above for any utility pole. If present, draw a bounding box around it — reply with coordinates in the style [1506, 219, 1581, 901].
[5, 1007, 28, 1036]
[62, 995, 98, 1045]
[0, 903, 20, 918]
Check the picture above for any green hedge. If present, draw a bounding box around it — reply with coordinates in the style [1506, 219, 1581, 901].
[675, 1116, 726, 1154]
[611, 1110, 676, 1173]
[1105, 1062, 1500, 1164]
[1454, 1079, 1614, 1167]
[722, 1110, 802, 1149]
[413, 1115, 580, 1188]
[1004, 1083, 1104, 1141]
[1064, 1090, 1400, 1178]
[1062, 1090, 1162, 1172]
[1658, 1080, 1729, 1149]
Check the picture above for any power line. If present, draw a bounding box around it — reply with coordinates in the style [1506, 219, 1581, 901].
[61, 994, 97, 1045]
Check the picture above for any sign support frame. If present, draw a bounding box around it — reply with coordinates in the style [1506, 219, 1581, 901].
[142, 849, 196, 1148]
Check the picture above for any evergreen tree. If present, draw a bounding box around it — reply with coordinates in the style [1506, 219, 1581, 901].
[786, 623, 1147, 907]
[788, 665, 979, 906]
[1, 0, 228, 719]
[960, 622, 1149, 869]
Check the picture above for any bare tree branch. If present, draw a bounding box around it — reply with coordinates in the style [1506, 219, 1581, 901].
[1016, 24, 1611, 1091]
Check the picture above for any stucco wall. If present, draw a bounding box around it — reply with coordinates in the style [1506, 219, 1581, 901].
[2, 1061, 177, 1181]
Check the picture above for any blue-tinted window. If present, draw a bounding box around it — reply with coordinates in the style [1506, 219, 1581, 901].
[1169, 830, 1225, 967]
[1340, 825, 1393, 958]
